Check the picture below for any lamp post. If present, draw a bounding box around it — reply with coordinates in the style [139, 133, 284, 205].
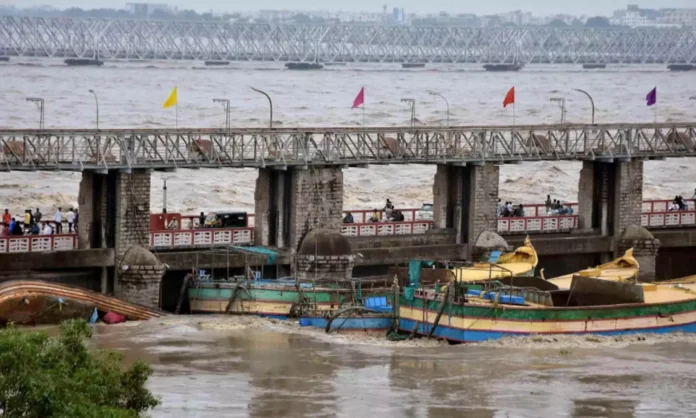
[88, 89, 99, 130]
[428, 91, 450, 126]
[212, 98, 231, 133]
[550, 97, 566, 125]
[251, 87, 273, 129]
[401, 98, 415, 128]
[26, 97, 44, 130]
[573, 88, 596, 125]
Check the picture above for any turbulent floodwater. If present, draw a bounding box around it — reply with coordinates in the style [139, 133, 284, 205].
[1, 60, 696, 214]
[5, 61, 696, 416]
[93, 315, 696, 418]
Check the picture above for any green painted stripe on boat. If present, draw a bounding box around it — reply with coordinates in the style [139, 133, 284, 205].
[188, 288, 347, 303]
[399, 295, 696, 321]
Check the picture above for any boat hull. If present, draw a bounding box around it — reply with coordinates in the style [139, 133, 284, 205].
[398, 295, 696, 343]
[188, 283, 390, 318]
[0, 280, 164, 325]
[299, 315, 392, 334]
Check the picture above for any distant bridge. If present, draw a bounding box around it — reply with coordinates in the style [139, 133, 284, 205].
[1, 123, 695, 171]
[1, 16, 696, 64]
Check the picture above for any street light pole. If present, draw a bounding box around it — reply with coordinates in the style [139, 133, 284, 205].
[550, 97, 566, 125]
[573, 88, 595, 125]
[212, 98, 231, 133]
[400, 98, 416, 128]
[26, 97, 44, 130]
[429, 91, 450, 126]
[88, 89, 99, 130]
[251, 87, 273, 129]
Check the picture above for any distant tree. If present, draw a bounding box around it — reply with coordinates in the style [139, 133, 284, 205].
[585, 16, 612, 28]
[502, 22, 517, 27]
[149, 9, 175, 20]
[200, 12, 216, 21]
[292, 13, 313, 24]
[62, 7, 86, 17]
[570, 18, 585, 27]
[547, 19, 568, 27]
[0, 319, 159, 417]
[177, 9, 201, 21]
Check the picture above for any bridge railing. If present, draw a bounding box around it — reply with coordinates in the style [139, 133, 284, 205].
[149, 228, 255, 249]
[342, 209, 419, 223]
[0, 234, 77, 253]
[341, 221, 432, 237]
[498, 216, 578, 234]
[641, 211, 696, 228]
[642, 200, 696, 213]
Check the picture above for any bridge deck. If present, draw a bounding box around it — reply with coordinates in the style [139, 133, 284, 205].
[1, 123, 695, 171]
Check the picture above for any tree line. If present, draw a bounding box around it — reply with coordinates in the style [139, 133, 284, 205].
[1, 5, 614, 28]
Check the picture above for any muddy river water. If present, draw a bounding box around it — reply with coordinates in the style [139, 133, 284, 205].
[89, 315, 696, 418]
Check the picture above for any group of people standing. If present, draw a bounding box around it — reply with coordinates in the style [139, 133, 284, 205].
[1, 207, 78, 236]
[497, 200, 525, 217]
[343, 199, 405, 224]
[545, 195, 574, 215]
[668, 195, 691, 211]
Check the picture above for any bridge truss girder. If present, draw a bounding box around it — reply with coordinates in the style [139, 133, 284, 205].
[0, 124, 695, 171]
[1, 17, 696, 64]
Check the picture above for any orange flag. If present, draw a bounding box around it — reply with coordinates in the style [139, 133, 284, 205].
[503, 87, 515, 108]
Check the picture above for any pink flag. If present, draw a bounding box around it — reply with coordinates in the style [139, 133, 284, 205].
[352, 87, 364, 109]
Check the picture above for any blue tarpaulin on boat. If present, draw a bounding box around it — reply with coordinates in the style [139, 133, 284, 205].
[232, 246, 278, 265]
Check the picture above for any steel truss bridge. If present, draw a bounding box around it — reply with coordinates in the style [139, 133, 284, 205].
[1, 17, 696, 64]
[1, 123, 695, 171]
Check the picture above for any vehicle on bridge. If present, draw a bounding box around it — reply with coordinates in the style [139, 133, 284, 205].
[202, 212, 249, 229]
[416, 203, 433, 221]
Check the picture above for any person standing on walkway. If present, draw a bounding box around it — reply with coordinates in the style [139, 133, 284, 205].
[23, 210, 32, 234]
[54, 207, 63, 234]
[2, 209, 10, 234]
[34, 208, 42, 226]
[66, 208, 75, 233]
[74, 208, 79, 233]
[42, 222, 53, 235]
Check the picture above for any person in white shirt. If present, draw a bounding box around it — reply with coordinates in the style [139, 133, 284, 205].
[66, 208, 75, 233]
[42, 222, 53, 235]
[54, 207, 63, 234]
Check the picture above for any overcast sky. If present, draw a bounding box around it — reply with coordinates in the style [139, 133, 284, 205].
[1, 1, 694, 16]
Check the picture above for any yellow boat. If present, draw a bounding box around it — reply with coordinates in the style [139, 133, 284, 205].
[546, 248, 640, 289]
[451, 236, 538, 283]
[546, 250, 696, 305]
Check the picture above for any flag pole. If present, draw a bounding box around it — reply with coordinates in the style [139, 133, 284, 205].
[176, 101, 179, 130]
[362, 105, 365, 129]
[513, 102, 516, 126]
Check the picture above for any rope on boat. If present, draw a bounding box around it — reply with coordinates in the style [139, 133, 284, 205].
[427, 284, 451, 339]
[324, 306, 382, 334]
[224, 282, 251, 313]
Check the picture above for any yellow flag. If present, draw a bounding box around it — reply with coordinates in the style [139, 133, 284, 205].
[162, 86, 177, 109]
